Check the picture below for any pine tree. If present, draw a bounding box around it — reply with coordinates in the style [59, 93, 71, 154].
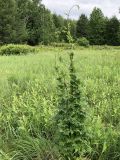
[76, 14, 89, 38]
[105, 16, 120, 46]
[89, 7, 106, 45]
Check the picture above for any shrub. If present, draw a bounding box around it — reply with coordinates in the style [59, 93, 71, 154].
[77, 37, 89, 47]
[0, 44, 36, 55]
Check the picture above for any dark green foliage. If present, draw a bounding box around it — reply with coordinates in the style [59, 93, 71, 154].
[105, 16, 120, 46]
[0, 0, 17, 44]
[53, 14, 64, 29]
[0, 0, 56, 45]
[0, 1, 120, 46]
[14, 18, 28, 44]
[0, 0, 28, 44]
[53, 14, 66, 42]
[77, 37, 89, 47]
[89, 7, 106, 45]
[14, 0, 28, 43]
[0, 44, 35, 55]
[26, 2, 55, 45]
[76, 14, 89, 38]
[56, 53, 86, 159]
[40, 8, 56, 45]
[26, 1, 43, 45]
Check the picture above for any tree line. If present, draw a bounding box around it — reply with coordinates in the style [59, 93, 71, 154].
[0, 0, 120, 46]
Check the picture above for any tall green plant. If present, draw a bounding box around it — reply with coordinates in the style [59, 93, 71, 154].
[56, 52, 86, 159]
[67, 5, 79, 43]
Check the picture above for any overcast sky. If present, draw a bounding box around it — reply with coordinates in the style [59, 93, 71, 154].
[42, 0, 120, 19]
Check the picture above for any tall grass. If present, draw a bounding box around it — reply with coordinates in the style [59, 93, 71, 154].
[0, 46, 120, 159]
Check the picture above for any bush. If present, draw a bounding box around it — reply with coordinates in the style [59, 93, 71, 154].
[77, 37, 89, 47]
[0, 44, 36, 55]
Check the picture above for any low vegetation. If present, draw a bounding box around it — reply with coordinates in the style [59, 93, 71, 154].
[0, 46, 120, 159]
[77, 37, 89, 47]
[0, 44, 36, 55]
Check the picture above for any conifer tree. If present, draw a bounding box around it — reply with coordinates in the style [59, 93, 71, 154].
[76, 14, 89, 38]
[105, 16, 120, 46]
[89, 7, 106, 45]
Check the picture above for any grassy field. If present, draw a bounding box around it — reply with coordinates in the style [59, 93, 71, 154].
[0, 46, 120, 160]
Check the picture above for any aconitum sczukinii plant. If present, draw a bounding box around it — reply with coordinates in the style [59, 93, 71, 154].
[56, 52, 86, 160]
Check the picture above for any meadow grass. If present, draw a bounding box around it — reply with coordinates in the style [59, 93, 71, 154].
[0, 46, 120, 160]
